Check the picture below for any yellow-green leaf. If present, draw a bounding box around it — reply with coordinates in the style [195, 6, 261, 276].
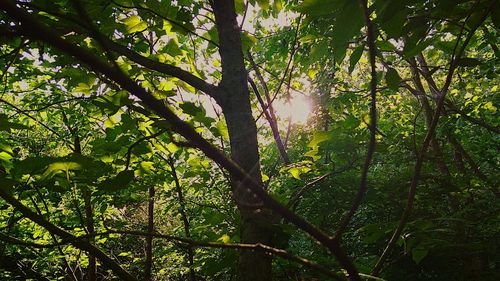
[218, 234, 231, 244]
[289, 167, 301, 180]
[123, 15, 147, 34]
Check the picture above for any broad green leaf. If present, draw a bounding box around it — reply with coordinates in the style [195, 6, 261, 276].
[261, 173, 269, 182]
[42, 162, 82, 180]
[289, 167, 301, 180]
[166, 142, 179, 154]
[98, 170, 134, 192]
[309, 40, 329, 64]
[386, 68, 402, 90]
[180, 102, 203, 116]
[273, 0, 283, 12]
[295, 0, 344, 17]
[256, 0, 269, 9]
[374, 0, 408, 38]
[412, 246, 429, 264]
[403, 39, 434, 58]
[165, 39, 183, 57]
[0, 114, 29, 131]
[308, 131, 331, 148]
[0, 151, 11, 163]
[330, 1, 364, 62]
[457, 57, 482, 67]
[0, 174, 16, 194]
[349, 44, 364, 73]
[235, 0, 246, 14]
[216, 120, 229, 140]
[122, 15, 147, 34]
[299, 34, 316, 43]
[304, 148, 321, 161]
[0, 141, 13, 154]
[139, 161, 155, 174]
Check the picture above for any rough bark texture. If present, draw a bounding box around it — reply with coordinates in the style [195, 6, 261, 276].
[212, 1, 273, 280]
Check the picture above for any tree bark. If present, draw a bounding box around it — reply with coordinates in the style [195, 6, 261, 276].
[168, 158, 196, 281]
[144, 186, 155, 281]
[212, 1, 273, 280]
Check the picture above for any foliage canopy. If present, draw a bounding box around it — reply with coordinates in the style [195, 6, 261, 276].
[0, 0, 498, 280]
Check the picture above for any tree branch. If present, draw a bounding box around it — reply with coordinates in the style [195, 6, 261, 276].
[101, 39, 221, 102]
[0, 188, 137, 281]
[371, 4, 492, 274]
[248, 77, 290, 164]
[1, 229, 347, 280]
[0, 4, 361, 279]
[333, 0, 377, 240]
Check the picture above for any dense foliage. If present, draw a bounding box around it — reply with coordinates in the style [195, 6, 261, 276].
[0, 0, 498, 280]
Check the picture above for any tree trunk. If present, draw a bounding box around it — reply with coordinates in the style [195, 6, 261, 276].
[212, 1, 273, 280]
[144, 186, 154, 281]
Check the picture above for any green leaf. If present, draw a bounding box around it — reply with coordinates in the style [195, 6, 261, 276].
[0, 174, 16, 194]
[165, 39, 183, 57]
[256, 0, 269, 9]
[0, 151, 12, 163]
[412, 246, 429, 264]
[309, 40, 329, 64]
[349, 44, 364, 73]
[93, 91, 132, 115]
[216, 120, 229, 140]
[304, 148, 321, 161]
[241, 32, 257, 53]
[308, 131, 331, 148]
[0, 114, 29, 131]
[235, 0, 246, 14]
[288, 167, 301, 180]
[344, 115, 360, 129]
[42, 162, 82, 180]
[374, 0, 408, 38]
[295, 0, 344, 17]
[386, 68, 402, 90]
[218, 234, 231, 243]
[139, 161, 155, 174]
[456, 57, 482, 67]
[299, 34, 316, 43]
[403, 39, 434, 58]
[122, 15, 147, 33]
[179, 102, 203, 116]
[330, 1, 364, 62]
[98, 170, 134, 192]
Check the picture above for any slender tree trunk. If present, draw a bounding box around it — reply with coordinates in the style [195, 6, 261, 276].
[83, 187, 96, 281]
[212, 1, 273, 280]
[409, 61, 450, 175]
[169, 158, 196, 281]
[62, 110, 97, 281]
[144, 186, 155, 281]
[73, 134, 96, 281]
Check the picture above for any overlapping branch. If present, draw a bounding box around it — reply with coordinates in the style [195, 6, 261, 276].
[0, 187, 137, 281]
[0, 2, 362, 280]
[371, 3, 492, 274]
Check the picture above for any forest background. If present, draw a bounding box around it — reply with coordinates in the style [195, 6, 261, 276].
[0, 0, 498, 280]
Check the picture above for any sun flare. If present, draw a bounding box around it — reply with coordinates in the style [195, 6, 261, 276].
[274, 94, 312, 124]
